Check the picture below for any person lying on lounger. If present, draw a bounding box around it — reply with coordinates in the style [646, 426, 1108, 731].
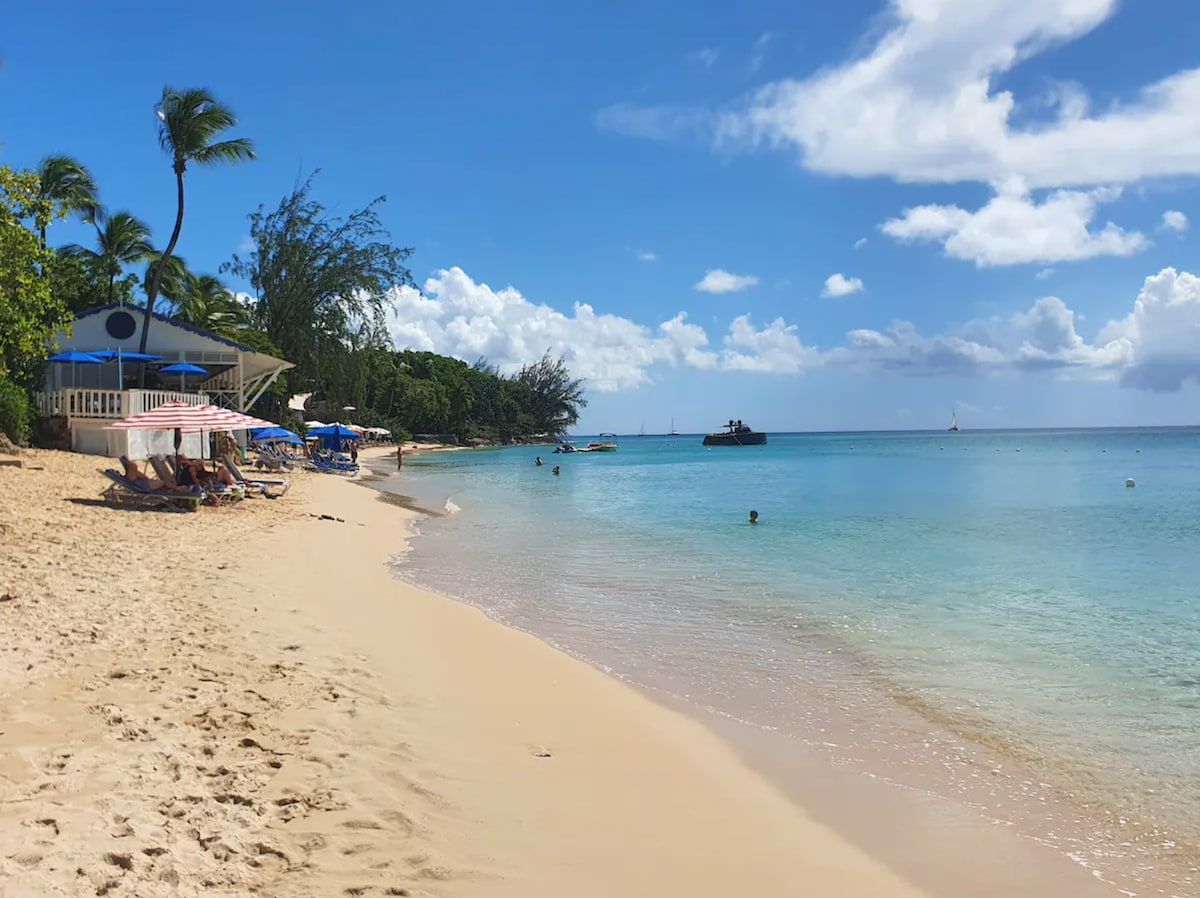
[176, 455, 237, 489]
[122, 458, 186, 492]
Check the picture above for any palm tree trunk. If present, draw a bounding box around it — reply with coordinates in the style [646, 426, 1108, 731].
[137, 167, 185, 386]
[107, 270, 116, 305]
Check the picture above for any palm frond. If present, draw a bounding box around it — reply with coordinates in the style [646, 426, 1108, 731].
[192, 138, 257, 165]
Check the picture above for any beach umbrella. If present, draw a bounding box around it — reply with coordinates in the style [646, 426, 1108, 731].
[106, 401, 273, 466]
[308, 423, 364, 452]
[47, 350, 104, 387]
[90, 349, 165, 386]
[250, 426, 303, 445]
[305, 420, 326, 429]
[158, 362, 208, 392]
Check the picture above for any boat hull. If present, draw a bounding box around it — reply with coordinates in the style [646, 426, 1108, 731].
[702, 431, 767, 446]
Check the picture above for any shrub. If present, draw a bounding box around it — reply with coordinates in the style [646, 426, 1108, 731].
[0, 377, 30, 444]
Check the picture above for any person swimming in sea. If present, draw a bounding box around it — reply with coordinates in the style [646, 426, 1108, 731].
[552, 465, 560, 476]
[535, 456, 543, 466]
[749, 509, 759, 524]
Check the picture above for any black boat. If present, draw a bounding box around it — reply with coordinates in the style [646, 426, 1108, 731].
[702, 419, 767, 446]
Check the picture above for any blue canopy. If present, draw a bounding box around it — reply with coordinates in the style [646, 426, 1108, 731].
[47, 350, 104, 364]
[159, 362, 209, 375]
[89, 350, 164, 362]
[308, 424, 363, 440]
[250, 426, 304, 445]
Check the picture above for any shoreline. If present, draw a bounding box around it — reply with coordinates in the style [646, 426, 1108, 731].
[0, 448, 935, 896]
[370, 446, 1193, 897]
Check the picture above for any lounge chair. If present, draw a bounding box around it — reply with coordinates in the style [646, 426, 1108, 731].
[223, 454, 290, 496]
[99, 469, 204, 512]
[148, 454, 245, 504]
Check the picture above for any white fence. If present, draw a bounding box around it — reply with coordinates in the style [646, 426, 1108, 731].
[35, 389, 209, 420]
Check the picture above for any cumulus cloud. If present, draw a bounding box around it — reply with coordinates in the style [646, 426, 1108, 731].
[1163, 210, 1189, 232]
[854, 237, 868, 249]
[695, 268, 760, 293]
[881, 181, 1147, 266]
[383, 266, 1200, 396]
[387, 268, 717, 392]
[711, 0, 1200, 188]
[722, 314, 819, 373]
[822, 273, 864, 297]
[1035, 268, 1056, 280]
[1094, 268, 1200, 391]
[636, 249, 658, 262]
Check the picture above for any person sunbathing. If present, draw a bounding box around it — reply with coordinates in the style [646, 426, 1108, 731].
[177, 455, 237, 489]
[122, 458, 184, 492]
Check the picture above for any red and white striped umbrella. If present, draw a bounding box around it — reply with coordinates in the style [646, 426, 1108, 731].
[106, 401, 273, 432]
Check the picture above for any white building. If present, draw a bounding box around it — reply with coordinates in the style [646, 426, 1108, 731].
[38, 303, 294, 457]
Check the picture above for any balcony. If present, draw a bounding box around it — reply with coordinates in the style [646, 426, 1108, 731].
[35, 388, 211, 421]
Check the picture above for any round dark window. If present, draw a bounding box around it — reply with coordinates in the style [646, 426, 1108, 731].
[105, 310, 136, 340]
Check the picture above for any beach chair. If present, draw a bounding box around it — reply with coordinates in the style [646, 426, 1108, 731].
[99, 470, 204, 512]
[310, 454, 359, 476]
[223, 454, 290, 496]
[149, 453, 245, 504]
[255, 444, 293, 471]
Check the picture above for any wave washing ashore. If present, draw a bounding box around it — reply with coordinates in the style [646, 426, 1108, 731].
[378, 429, 1200, 897]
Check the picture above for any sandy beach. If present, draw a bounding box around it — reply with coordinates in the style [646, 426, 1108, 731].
[0, 447, 937, 897]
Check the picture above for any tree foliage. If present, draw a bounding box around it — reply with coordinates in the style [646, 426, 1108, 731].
[0, 166, 71, 383]
[138, 86, 255, 373]
[62, 211, 153, 304]
[514, 351, 587, 433]
[225, 172, 416, 398]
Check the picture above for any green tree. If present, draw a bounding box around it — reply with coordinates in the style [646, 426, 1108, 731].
[142, 251, 192, 310]
[174, 273, 249, 336]
[0, 166, 70, 383]
[34, 155, 100, 248]
[137, 86, 255, 378]
[512, 351, 586, 435]
[226, 172, 415, 403]
[62, 211, 153, 304]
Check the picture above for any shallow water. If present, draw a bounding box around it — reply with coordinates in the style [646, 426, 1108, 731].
[379, 430, 1200, 892]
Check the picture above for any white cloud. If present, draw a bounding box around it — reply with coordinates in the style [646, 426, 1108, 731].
[693, 48, 720, 69]
[236, 235, 255, 254]
[386, 268, 718, 391]
[636, 249, 658, 262]
[854, 237, 868, 249]
[722, 314, 819, 373]
[383, 266, 1200, 396]
[711, 0, 1200, 188]
[695, 268, 760, 293]
[1094, 268, 1200, 391]
[881, 181, 1147, 266]
[822, 273, 865, 298]
[750, 31, 775, 73]
[1035, 268, 1056, 280]
[1163, 210, 1189, 232]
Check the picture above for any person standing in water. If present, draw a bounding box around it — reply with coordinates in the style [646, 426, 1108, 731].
[749, 510, 759, 524]
[396, 445, 403, 471]
[552, 465, 560, 476]
[535, 456, 543, 466]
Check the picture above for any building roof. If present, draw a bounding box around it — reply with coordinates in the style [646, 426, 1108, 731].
[73, 303, 267, 355]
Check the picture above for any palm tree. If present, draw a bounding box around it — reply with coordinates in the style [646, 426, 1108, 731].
[142, 251, 193, 310]
[175, 274, 249, 337]
[62, 212, 153, 304]
[137, 86, 255, 379]
[35, 155, 101, 248]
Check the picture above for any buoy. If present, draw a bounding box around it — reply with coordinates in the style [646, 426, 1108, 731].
[1126, 478, 1135, 488]
[1136, 449, 1141, 454]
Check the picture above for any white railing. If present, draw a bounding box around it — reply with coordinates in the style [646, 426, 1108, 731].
[35, 389, 210, 419]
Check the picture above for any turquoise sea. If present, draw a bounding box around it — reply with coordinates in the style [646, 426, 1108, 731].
[374, 429, 1200, 891]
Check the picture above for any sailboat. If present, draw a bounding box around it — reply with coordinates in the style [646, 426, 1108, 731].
[639, 419, 646, 437]
[670, 417, 679, 436]
[949, 409, 959, 432]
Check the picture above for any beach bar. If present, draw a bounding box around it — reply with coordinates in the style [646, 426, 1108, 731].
[36, 304, 294, 457]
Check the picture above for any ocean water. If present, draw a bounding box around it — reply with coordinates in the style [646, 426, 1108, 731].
[376, 429, 1200, 889]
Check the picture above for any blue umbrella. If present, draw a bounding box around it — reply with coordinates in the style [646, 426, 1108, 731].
[250, 426, 304, 445]
[159, 362, 208, 391]
[90, 349, 165, 385]
[47, 350, 104, 387]
[308, 423, 363, 452]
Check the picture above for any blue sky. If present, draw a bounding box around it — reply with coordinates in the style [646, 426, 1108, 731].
[3, 0, 1200, 432]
